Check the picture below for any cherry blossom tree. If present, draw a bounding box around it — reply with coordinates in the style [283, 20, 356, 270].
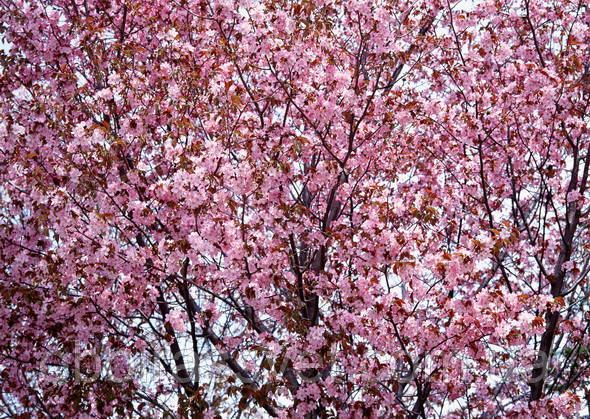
[0, 0, 589, 417]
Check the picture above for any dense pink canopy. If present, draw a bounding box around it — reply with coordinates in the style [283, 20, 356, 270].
[0, 0, 588, 417]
